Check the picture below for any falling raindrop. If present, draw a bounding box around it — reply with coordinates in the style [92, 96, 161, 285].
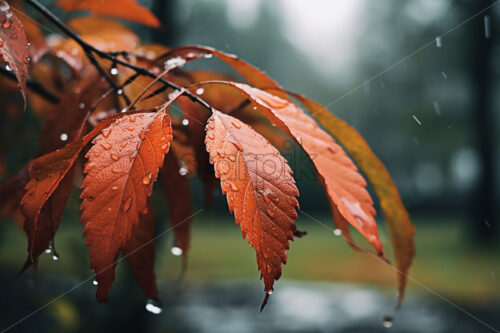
[432, 101, 441, 116]
[171, 246, 183, 256]
[441, 71, 448, 80]
[178, 167, 188, 176]
[382, 315, 393, 328]
[59, 133, 68, 142]
[78, 102, 85, 109]
[110, 67, 118, 76]
[196, 87, 204, 95]
[412, 115, 422, 126]
[484, 15, 491, 39]
[333, 229, 342, 236]
[92, 280, 98, 286]
[435, 36, 442, 48]
[181, 118, 189, 126]
[145, 298, 163, 314]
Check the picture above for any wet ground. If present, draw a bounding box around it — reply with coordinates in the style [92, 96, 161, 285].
[0, 272, 498, 333]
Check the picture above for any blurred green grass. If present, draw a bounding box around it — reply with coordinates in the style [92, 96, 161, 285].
[0, 214, 498, 304]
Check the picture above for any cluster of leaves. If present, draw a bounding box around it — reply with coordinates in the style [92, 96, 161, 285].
[0, 0, 415, 310]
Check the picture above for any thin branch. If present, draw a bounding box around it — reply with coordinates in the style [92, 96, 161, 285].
[0, 67, 59, 104]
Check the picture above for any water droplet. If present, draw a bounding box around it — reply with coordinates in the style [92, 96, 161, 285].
[110, 67, 118, 76]
[139, 132, 146, 140]
[196, 87, 204, 95]
[382, 315, 393, 328]
[203, 53, 213, 59]
[78, 102, 85, 109]
[145, 298, 163, 314]
[178, 167, 188, 176]
[121, 108, 127, 113]
[117, 89, 123, 95]
[181, 118, 189, 126]
[101, 128, 111, 138]
[433, 101, 441, 116]
[92, 280, 98, 286]
[233, 142, 244, 152]
[52, 253, 59, 261]
[171, 246, 183, 256]
[208, 122, 215, 130]
[267, 288, 274, 295]
[264, 195, 271, 204]
[441, 71, 448, 80]
[266, 265, 272, 273]
[231, 120, 241, 129]
[160, 143, 169, 150]
[45, 247, 52, 254]
[86, 162, 96, 170]
[230, 183, 239, 191]
[127, 126, 135, 131]
[484, 15, 491, 39]
[0, 39, 3, 47]
[112, 167, 121, 174]
[122, 197, 132, 212]
[267, 209, 275, 217]
[412, 115, 422, 126]
[111, 154, 119, 161]
[435, 36, 442, 48]
[207, 134, 215, 140]
[228, 155, 236, 162]
[111, 186, 118, 190]
[5, 64, 11, 71]
[142, 173, 152, 185]
[59, 133, 68, 142]
[129, 115, 136, 122]
[102, 142, 111, 150]
[333, 229, 342, 236]
[165, 56, 186, 70]
[2, 21, 10, 29]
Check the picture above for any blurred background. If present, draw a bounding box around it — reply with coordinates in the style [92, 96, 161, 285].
[0, 0, 499, 332]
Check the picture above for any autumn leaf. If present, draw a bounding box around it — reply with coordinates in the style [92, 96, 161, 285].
[291, 93, 416, 304]
[159, 150, 192, 256]
[205, 110, 299, 310]
[57, 0, 160, 28]
[0, 0, 29, 106]
[122, 199, 158, 300]
[202, 82, 384, 256]
[80, 111, 173, 301]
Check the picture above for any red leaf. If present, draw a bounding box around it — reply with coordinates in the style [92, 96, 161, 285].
[205, 110, 299, 309]
[57, 0, 160, 28]
[122, 200, 158, 299]
[159, 150, 192, 256]
[0, 1, 29, 106]
[204, 82, 384, 256]
[81, 111, 172, 301]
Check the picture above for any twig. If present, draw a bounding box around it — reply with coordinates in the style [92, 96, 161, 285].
[0, 67, 59, 104]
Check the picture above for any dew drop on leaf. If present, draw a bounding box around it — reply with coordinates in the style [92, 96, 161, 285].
[0, 39, 3, 47]
[5, 64, 10, 71]
[382, 315, 393, 328]
[171, 246, 183, 256]
[122, 197, 132, 212]
[142, 173, 152, 185]
[102, 143, 111, 150]
[101, 128, 111, 138]
[111, 154, 119, 161]
[196, 87, 204, 95]
[228, 155, 236, 162]
[117, 89, 123, 95]
[231, 120, 241, 129]
[145, 298, 163, 314]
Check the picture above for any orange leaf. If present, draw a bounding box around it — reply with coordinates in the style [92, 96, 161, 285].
[122, 199, 158, 299]
[292, 93, 416, 304]
[57, 0, 160, 28]
[0, 1, 29, 106]
[81, 111, 172, 301]
[204, 82, 384, 256]
[205, 110, 299, 310]
[159, 150, 192, 256]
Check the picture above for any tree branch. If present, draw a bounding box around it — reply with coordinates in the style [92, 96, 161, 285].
[0, 67, 59, 104]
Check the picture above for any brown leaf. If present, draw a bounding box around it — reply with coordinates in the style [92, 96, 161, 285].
[81, 111, 172, 301]
[291, 93, 415, 304]
[57, 0, 160, 28]
[204, 82, 384, 256]
[122, 200, 158, 299]
[0, 1, 29, 106]
[159, 150, 192, 255]
[205, 110, 299, 309]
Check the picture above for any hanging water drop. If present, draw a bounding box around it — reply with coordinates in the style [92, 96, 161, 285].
[122, 197, 132, 212]
[203, 53, 213, 59]
[178, 167, 188, 176]
[5, 64, 11, 71]
[117, 89, 123, 95]
[181, 118, 189, 126]
[111, 154, 119, 161]
[121, 108, 127, 113]
[145, 298, 163, 314]
[110, 67, 118, 76]
[382, 315, 393, 328]
[196, 87, 204, 95]
[171, 246, 183, 256]
[59, 133, 68, 142]
[78, 102, 85, 109]
[333, 229, 342, 236]
[142, 173, 152, 185]
[52, 253, 59, 261]
[101, 128, 111, 138]
[92, 280, 98, 286]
